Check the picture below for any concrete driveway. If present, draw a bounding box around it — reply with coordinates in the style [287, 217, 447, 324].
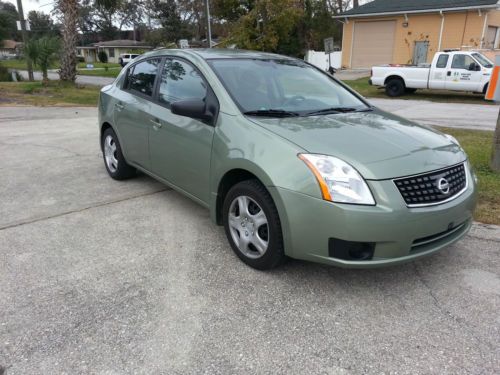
[1, 107, 499, 374]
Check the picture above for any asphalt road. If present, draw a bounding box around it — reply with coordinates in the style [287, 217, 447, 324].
[0, 106, 499, 374]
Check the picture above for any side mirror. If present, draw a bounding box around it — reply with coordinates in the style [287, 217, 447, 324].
[468, 62, 481, 71]
[171, 99, 213, 122]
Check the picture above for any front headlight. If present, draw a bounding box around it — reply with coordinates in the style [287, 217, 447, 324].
[298, 154, 375, 205]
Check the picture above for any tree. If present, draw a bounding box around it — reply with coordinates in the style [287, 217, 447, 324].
[0, 1, 19, 42]
[28, 11, 59, 38]
[24, 36, 60, 83]
[228, 0, 304, 56]
[150, 0, 191, 43]
[58, 0, 79, 82]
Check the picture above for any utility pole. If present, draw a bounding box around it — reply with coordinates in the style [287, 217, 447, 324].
[204, 0, 212, 48]
[16, 0, 34, 81]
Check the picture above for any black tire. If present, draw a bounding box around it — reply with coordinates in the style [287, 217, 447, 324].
[101, 128, 136, 180]
[222, 179, 285, 270]
[118, 58, 123, 66]
[405, 88, 417, 94]
[385, 78, 405, 97]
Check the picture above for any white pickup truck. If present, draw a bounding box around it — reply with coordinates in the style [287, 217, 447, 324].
[370, 50, 493, 97]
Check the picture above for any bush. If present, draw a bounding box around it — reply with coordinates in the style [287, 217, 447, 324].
[0, 66, 13, 82]
[98, 51, 108, 63]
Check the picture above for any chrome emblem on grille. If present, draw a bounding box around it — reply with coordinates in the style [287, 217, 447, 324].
[437, 178, 450, 194]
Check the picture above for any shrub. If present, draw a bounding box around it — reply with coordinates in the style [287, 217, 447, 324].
[0, 66, 11, 81]
[98, 50, 108, 63]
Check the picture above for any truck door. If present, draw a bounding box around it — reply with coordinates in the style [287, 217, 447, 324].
[428, 53, 449, 90]
[445, 54, 483, 91]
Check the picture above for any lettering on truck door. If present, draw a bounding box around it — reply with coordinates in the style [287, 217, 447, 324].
[445, 54, 482, 91]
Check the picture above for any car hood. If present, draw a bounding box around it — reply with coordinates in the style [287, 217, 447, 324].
[247, 109, 466, 180]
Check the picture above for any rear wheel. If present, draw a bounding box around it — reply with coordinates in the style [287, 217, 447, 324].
[385, 78, 405, 97]
[102, 128, 136, 180]
[223, 179, 285, 270]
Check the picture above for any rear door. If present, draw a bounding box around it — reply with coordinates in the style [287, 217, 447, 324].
[428, 53, 449, 89]
[149, 57, 217, 204]
[445, 54, 482, 91]
[113, 58, 162, 169]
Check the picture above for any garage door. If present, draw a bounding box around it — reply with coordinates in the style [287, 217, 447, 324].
[351, 21, 396, 68]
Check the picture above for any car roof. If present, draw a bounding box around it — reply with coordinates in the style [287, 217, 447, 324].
[148, 48, 297, 61]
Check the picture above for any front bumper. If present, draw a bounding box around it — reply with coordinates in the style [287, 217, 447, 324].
[270, 170, 477, 268]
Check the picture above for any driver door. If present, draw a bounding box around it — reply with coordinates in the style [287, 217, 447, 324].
[149, 58, 216, 204]
[445, 54, 482, 91]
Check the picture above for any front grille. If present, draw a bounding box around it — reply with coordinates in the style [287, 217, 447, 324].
[394, 163, 467, 207]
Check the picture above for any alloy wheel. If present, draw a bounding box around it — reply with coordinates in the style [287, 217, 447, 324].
[228, 195, 269, 259]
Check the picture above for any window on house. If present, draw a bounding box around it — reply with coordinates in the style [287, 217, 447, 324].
[127, 59, 160, 96]
[436, 54, 449, 68]
[108, 48, 115, 58]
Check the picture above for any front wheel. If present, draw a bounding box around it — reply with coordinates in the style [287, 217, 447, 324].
[223, 180, 285, 270]
[385, 78, 405, 97]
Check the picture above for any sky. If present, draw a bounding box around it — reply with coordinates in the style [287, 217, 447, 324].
[6, 0, 55, 15]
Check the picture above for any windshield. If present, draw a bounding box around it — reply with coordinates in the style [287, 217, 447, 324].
[208, 59, 368, 116]
[472, 53, 493, 68]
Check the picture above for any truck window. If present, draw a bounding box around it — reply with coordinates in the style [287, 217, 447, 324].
[451, 55, 474, 70]
[436, 54, 449, 68]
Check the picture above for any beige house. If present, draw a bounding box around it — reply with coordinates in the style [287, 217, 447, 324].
[77, 40, 153, 64]
[336, 0, 500, 69]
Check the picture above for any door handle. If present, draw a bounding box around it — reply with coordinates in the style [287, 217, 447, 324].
[447, 71, 452, 76]
[115, 103, 124, 111]
[150, 118, 162, 129]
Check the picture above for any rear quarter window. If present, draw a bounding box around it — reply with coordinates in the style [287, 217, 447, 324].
[436, 54, 449, 68]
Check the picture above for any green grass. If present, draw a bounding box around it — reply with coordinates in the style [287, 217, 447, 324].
[77, 68, 121, 78]
[343, 77, 494, 105]
[77, 62, 121, 69]
[438, 127, 500, 224]
[0, 59, 121, 77]
[0, 81, 100, 106]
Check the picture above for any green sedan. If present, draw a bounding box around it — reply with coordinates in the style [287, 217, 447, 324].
[98, 49, 477, 269]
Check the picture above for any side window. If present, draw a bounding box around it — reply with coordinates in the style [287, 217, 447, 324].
[451, 54, 474, 70]
[127, 59, 160, 96]
[108, 48, 115, 58]
[158, 58, 207, 106]
[436, 54, 449, 68]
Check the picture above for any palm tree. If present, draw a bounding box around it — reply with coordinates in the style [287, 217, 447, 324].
[24, 37, 60, 84]
[58, 0, 78, 82]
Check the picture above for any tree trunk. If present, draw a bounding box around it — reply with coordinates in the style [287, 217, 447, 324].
[59, 0, 78, 82]
[491, 108, 500, 171]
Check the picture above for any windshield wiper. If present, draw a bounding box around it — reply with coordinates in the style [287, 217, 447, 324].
[243, 109, 300, 118]
[306, 107, 372, 116]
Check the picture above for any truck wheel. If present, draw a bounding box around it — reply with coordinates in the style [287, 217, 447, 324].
[405, 88, 417, 94]
[385, 79, 405, 97]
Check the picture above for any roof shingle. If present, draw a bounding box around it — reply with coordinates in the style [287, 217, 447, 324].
[340, 0, 499, 17]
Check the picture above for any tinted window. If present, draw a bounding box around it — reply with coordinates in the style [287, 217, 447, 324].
[127, 59, 160, 96]
[451, 54, 475, 70]
[158, 59, 207, 106]
[436, 54, 449, 68]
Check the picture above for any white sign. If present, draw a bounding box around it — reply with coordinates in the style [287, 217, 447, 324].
[16, 20, 30, 31]
[324, 37, 334, 54]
